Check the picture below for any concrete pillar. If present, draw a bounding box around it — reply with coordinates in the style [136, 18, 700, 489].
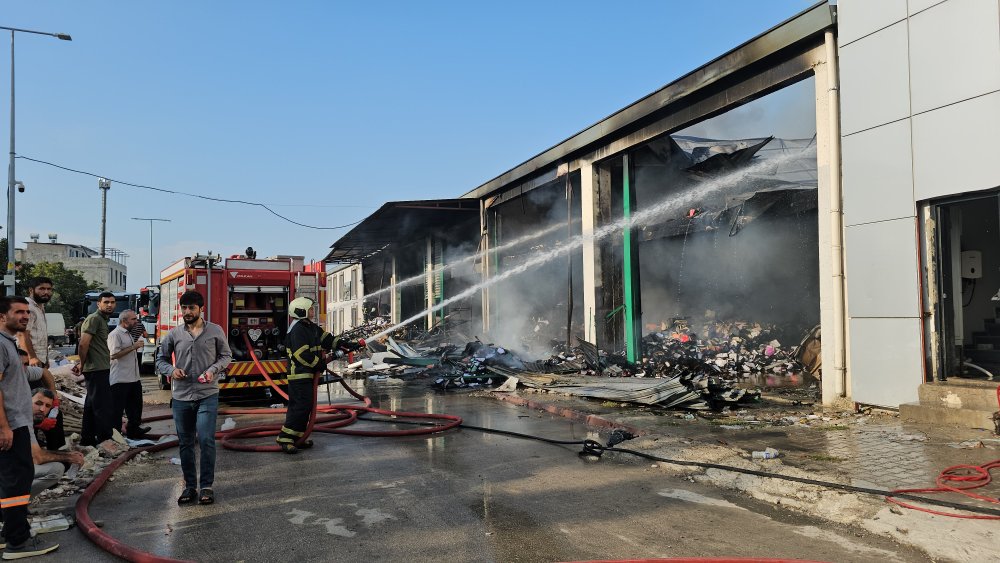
[580, 160, 599, 344]
[426, 236, 434, 329]
[814, 45, 848, 405]
[390, 255, 399, 325]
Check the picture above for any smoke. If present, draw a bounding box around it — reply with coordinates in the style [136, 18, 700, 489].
[368, 150, 800, 344]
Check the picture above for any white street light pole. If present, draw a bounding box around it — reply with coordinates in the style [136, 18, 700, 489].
[2, 26, 71, 295]
[131, 217, 170, 286]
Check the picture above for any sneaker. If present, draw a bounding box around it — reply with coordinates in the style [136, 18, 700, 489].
[3, 536, 59, 559]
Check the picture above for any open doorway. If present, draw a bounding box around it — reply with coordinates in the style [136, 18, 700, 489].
[926, 191, 1000, 380]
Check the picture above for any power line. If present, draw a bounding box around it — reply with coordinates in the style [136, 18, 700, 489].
[16, 154, 364, 230]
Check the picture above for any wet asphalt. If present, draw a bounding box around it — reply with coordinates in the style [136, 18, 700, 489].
[50, 380, 930, 562]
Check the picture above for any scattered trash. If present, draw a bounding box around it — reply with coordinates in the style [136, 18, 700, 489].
[751, 447, 780, 460]
[221, 417, 237, 431]
[169, 457, 182, 465]
[29, 515, 72, 534]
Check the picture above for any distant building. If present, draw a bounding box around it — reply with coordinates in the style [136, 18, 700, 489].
[327, 264, 363, 335]
[17, 234, 127, 291]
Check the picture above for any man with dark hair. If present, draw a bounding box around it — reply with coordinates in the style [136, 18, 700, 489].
[19, 277, 53, 369]
[17, 349, 65, 450]
[0, 296, 60, 557]
[28, 389, 83, 496]
[156, 291, 231, 506]
[73, 291, 116, 446]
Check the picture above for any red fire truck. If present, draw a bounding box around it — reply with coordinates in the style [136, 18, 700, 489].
[156, 252, 326, 399]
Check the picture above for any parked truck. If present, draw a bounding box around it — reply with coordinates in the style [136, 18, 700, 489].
[156, 252, 326, 397]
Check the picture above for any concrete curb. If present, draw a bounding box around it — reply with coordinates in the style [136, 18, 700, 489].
[487, 392, 648, 437]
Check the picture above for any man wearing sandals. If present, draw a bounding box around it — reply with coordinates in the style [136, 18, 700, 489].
[156, 291, 231, 506]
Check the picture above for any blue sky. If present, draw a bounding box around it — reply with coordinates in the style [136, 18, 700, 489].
[1, 0, 817, 290]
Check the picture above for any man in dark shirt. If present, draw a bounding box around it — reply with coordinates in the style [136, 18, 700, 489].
[73, 292, 115, 446]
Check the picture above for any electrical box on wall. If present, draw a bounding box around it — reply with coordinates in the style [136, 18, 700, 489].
[961, 250, 982, 279]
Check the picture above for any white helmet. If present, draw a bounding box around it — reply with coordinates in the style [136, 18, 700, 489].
[289, 296, 314, 319]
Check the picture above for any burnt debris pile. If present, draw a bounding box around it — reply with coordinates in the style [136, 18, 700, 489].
[357, 319, 817, 411]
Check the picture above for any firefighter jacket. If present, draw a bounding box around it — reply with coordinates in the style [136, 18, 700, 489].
[285, 319, 340, 381]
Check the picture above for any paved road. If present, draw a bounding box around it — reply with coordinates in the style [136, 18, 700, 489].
[52, 383, 929, 562]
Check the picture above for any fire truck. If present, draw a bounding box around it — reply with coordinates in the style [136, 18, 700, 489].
[156, 252, 326, 398]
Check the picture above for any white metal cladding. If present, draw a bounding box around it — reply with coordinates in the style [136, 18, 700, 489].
[849, 317, 922, 407]
[908, 0, 1000, 115]
[839, 20, 911, 135]
[837, 0, 906, 46]
[912, 91, 1000, 201]
[844, 218, 921, 318]
[907, 0, 943, 16]
[225, 259, 291, 271]
[842, 118, 915, 227]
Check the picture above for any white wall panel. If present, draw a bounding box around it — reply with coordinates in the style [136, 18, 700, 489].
[845, 218, 920, 318]
[839, 22, 911, 135]
[913, 91, 1000, 200]
[849, 317, 923, 407]
[839, 0, 907, 45]
[843, 119, 915, 226]
[909, 0, 1000, 114]
[908, 0, 945, 16]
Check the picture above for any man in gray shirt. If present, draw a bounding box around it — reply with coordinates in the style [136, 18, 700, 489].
[109, 310, 150, 439]
[0, 296, 59, 558]
[156, 290, 231, 507]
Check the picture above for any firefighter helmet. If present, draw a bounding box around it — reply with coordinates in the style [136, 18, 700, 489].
[289, 296, 314, 319]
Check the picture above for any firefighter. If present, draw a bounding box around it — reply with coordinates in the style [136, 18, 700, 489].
[277, 296, 363, 454]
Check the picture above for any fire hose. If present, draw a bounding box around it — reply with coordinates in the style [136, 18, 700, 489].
[75, 335, 462, 563]
[76, 358, 1000, 560]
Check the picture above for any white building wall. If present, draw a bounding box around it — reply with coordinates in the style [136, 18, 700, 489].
[839, 0, 1000, 407]
[326, 264, 364, 335]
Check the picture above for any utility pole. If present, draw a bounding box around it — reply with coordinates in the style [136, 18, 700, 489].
[2, 26, 72, 295]
[98, 177, 110, 257]
[131, 217, 171, 286]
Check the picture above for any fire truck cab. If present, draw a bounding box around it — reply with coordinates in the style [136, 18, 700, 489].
[157, 252, 326, 396]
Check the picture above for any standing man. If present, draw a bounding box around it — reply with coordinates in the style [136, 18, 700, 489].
[156, 291, 231, 506]
[19, 277, 52, 369]
[108, 310, 150, 439]
[277, 296, 362, 454]
[0, 296, 59, 558]
[72, 292, 115, 446]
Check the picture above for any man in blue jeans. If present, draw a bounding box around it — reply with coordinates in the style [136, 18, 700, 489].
[156, 291, 231, 506]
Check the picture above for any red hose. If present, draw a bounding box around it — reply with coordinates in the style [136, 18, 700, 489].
[886, 383, 1000, 519]
[77, 345, 462, 562]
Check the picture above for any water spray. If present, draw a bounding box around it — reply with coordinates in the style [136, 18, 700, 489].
[360, 221, 568, 302]
[368, 149, 805, 342]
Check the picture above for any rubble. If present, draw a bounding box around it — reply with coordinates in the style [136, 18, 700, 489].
[348, 316, 823, 411]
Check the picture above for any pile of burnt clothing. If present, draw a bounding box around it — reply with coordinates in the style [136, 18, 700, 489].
[526, 339, 606, 374]
[430, 341, 519, 390]
[638, 322, 808, 379]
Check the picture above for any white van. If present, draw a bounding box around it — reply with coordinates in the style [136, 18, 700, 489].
[45, 313, 67, 346]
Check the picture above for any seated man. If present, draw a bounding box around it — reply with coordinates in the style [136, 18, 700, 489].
[29, 389, 84, 496]
[19, 348, 66, 449]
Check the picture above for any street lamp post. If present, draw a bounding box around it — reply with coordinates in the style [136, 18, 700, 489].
[2, 26, 71, 295]
[131, 217, 170, 286]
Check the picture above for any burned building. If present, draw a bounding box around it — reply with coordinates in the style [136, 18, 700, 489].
[327, 0, 1000, 423]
